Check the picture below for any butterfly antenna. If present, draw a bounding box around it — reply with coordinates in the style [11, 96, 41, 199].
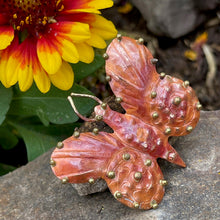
[67, 93, 102, 122]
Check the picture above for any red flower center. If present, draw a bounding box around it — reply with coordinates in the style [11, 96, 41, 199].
[1, 0, 64, 37]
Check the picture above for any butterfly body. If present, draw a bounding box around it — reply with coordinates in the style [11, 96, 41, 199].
[51, 36, 200, 209]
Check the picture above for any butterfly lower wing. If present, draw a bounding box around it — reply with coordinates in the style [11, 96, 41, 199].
[105, 36, 200, 136]
[51, 132, 124, 183]
[103, 147, 165, 209]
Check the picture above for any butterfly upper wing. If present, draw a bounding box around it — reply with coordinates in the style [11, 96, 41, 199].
[104, 147, 165, 209]
[105, 37, 158, 118]
[51, 132, 125, 183]
[105, 37, 200, 137]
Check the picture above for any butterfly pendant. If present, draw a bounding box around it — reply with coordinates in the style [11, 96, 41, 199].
[50, 36, 201, 210]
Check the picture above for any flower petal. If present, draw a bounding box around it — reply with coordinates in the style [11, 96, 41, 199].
[17, 62, 33, 92]
[63, 0, 113, 14]
[0, 26, 14, 50]
[3, 38, 20, 86]
[33, 69, 51, 93]
[50, 22, 91, 43]
[75, 43, 94, 63]
[5, 56, 19, 86]
[37, 36, 62, 74]
[0, 51, 10, 87]
[86, 32, 106, 49]
[90, 15, 117, 40]
[56, 37, 79, 63]
[49, 61, 74, 90]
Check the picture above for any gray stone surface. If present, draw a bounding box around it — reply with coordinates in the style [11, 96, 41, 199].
[71, 179, 107, 196]
[130, 0, 218, 38]
[0, 111, 219, 220]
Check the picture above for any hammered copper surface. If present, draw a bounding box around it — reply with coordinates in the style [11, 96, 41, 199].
[51, 36, 200, 209]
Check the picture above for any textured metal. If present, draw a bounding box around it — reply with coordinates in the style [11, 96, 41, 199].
[160, 180, 168, 186]
[114, 191, 122, 199]
[61, 177, 69, 184]
[93, 128, 99, 135]
[106, 75, 111, 82]
[151, 91, 157, 99]
[101, 103, 107, 110]
[73, 131, 80, 138]
[115, 97, 122, 103]
[152, 112, 159, 119]
[160, 72, 166, 79]
[186, 126, 193, 133]
[173, 97, 182, 105]
[137, 38, 144, 44]
[150, 200, 158, 209]
[103, 53, 109, 60]
[107, 171, 115, 179]
[117, 34, 122, 41]
[145, 159, 152, 167]
[150, 58, 158, 65]
[51, 36, 200, 210]
[56, 142, 64, 149]
[95, 115, 103, 121]
[49, 159, 56, 167]
[123, 153, 130, 160]
[88, 178, 95, 184]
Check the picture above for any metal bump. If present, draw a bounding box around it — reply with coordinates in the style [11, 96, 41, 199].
[95, 115, 103, 121]
[137, 38, 144, 44]
[123, 153, 130, 161]
[107, 171, 115, 179]
[152, 112, 159, 119]
[50, 159, 56, 167]
[93, 128, 99, 135]
[61, 177, 69, 184]
[57, 141, 64, 149]
[151, 91, 157, 99]
[150, 200, 158, 209]
[106, 75, 111, 82]
[164, 127, 171, 135]
[145, 159, 152, 167]
[117, 34, 122, 41]
[170, 113, 175, 119]
[73, 131, 80, 138]
[134, 172, 142, 181]
[115, 97, 122, 103]
[183, 80, 190, 87]
[133, 202, 139, 209]
[103, 53, 109, 60]
[196, 102, 202, 110]
[160, 180, 168, 186]
[101, 103, 107, 110]
[160, 72, 166, 79]
[150, 58, 158, 65]
[88, 178, 95, 184]
[168, 152, 176, 161]
[114, 191, 122, 199]
[173, 97, 182, 105]
[186, 125, 193, 133]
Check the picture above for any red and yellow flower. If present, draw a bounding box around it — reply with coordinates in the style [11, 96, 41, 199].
[0, 0, 117, 93]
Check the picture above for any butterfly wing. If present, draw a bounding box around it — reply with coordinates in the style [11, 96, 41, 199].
[105, 36, 200, 137]
[51, 132, 125, 183]
[104, 147, 165, 209]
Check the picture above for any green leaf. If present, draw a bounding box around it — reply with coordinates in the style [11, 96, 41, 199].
[0, 83, 13, 125]
[0, 126, 18, 150]
[8, 120, 80, 161]
[8, 83, 96, 125]
[72, 55, 105, 82]
[0, 163, 16, 176]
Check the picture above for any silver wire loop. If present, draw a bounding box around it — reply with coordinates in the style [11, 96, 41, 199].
[67, 93, 103, 122]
